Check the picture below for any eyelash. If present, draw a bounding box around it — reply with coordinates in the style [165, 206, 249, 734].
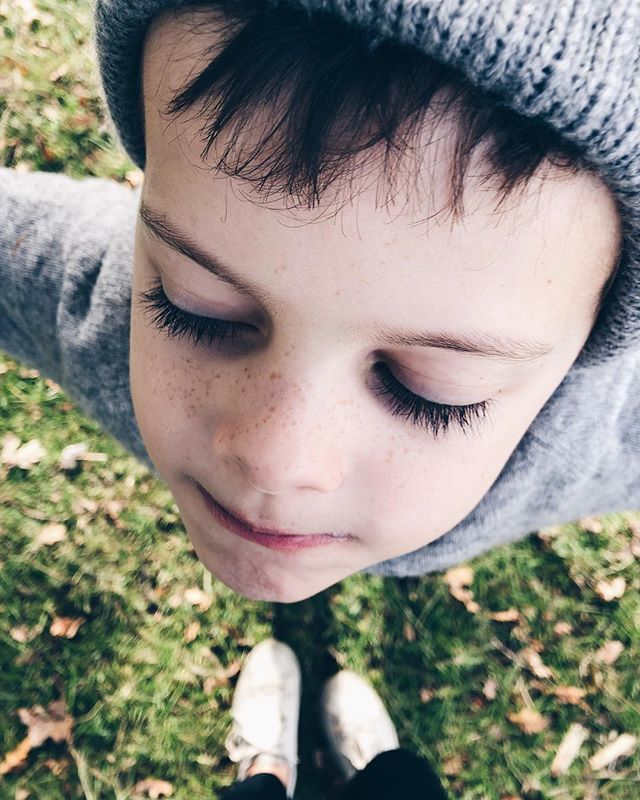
[135, 279, 493, 438]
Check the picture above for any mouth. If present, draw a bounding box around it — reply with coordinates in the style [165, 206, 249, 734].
[197, 484, 353, 552]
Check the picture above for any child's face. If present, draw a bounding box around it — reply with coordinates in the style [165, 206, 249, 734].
[131, 13, 621, 602]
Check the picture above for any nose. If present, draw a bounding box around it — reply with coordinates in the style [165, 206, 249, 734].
[211, 373, 349, 495]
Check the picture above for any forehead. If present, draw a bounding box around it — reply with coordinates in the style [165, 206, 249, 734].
[140, 9, 621, 341]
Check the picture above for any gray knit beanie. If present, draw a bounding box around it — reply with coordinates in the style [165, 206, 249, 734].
[93, 0, 640, 370]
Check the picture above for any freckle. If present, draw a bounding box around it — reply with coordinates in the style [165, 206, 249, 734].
[270, 371, 282, 380]
[269, 406, 276, 412]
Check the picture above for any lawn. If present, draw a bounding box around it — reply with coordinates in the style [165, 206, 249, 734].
[1, 2, 639, 798]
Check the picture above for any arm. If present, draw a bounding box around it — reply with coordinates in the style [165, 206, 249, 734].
[0, 166, 153, 471]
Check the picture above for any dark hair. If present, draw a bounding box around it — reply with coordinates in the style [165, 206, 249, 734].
[159, 0, 622, 312]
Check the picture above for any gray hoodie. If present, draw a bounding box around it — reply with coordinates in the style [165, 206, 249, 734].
[1, 165, 639, 576]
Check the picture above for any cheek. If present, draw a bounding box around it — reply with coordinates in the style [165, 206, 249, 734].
[362, 426, 519, 558]
[129, 302, 201, 472]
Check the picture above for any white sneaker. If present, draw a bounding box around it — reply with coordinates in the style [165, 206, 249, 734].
[320, 670, 400, 780]
[224, 638, 301, 798]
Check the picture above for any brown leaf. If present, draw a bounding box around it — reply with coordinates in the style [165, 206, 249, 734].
[10, 700, 73, 760]
[183, 587, 212, 612]
[443, 566, 480, 613]
[595, 577, 626, 601]
[523, 648, 554, 679]
[553, 621, 573, 636]
[442, 754, 463, 775]
[36, 524, 67, 546]
[553, 686, 586, 705]
[489, 608, 520, 623]
[537, 525, 563, 541]
[507, 707, 549, 734]
[9, 625, 38, 643]
[103, 500, 124, 530]
[184, 622, 201, 643]
[58, 443, 109, 471]
[125, 169, 144, 189]
[49, 63, 70, 82]
[551, 723, 589, 776]
[43, 757, 68, 776]
[403, 622, 416, 642]
[1, 434, 46, 469]
[594, 640, 624, 665]
[578, 516, 604, 534]
[202, 661, 241, 694]
[50, 617, 84, 639]
[0, 737, 32, 775]
[419, 687, 435, 704]
[589, 734, 637, 771]
[482, 679, 498, 700]
[134, 778, 174, 798]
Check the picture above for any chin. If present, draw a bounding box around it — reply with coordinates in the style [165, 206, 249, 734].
[202, 555, 334, 603]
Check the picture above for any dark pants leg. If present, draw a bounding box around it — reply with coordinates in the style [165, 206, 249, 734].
[219, 773, 287, 800]
[338, 749, 449, 800]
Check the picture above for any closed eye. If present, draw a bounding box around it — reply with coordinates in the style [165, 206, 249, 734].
[135, 278, 494, 438]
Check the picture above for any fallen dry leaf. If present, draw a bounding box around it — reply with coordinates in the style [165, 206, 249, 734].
[482, 678, 498, 700]
[43, 757, 68, 776]
[442, 754, 464, 775]
[553, 621, 573, 636]
[443, 565, 480, 613]
[553, 686, 586, 705]
[36, 523, 67, 546]
[9, 625, 38, 644]
[50, 617, 84, 639]
[507, 707, 549, 735]
[578, 516, 604, 534]
[103, 500, 125, 530]
[202, 661, 241, 694]
[134, 778, 174, 798]
[1, 434, 46, 469]
[184, 622, 201, 643]
[0, 738, 32, 776]
[419, 687, 435, 704]
[59, 443, 108, 470]
[0, 700, 73, 775]
[595, 640, 624, 665]
[184, 587, 212, 612]
[537, 525, 563, 541]
[488, 608, 520, 623]
[589, 733, 637, 771]
[523, 648, 554, 679]
[18, 700, 73, 747]
[125, 169, 144, 189]
[595, 577, 626, 601]
[551, 723, 589, 776]
[403, 621, 416, 642]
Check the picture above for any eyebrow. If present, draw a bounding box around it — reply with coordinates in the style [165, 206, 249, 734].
[138, 201, 553, 363]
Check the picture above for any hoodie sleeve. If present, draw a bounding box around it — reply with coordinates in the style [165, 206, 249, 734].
[0, 166, 154, 471]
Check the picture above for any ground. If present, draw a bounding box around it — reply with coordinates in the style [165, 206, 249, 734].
[1, 2, 639, 798]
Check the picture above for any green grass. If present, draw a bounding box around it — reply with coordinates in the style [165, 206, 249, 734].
[1, 2, 639, 798]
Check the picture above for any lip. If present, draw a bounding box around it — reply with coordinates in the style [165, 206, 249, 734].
[198, 484, 351, 552]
